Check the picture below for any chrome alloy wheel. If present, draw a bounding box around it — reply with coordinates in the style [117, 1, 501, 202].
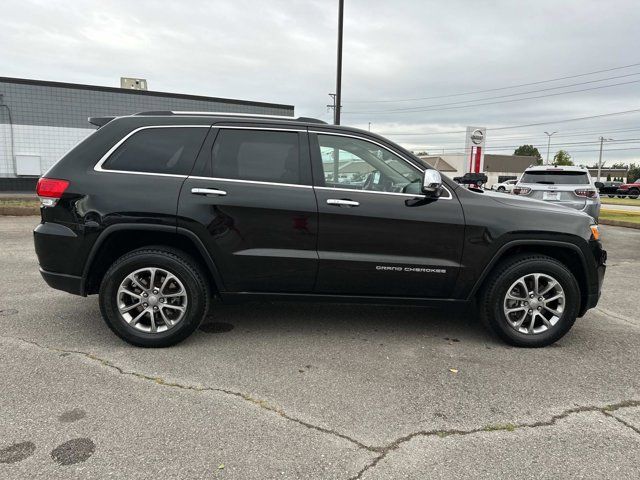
[502, 273, 565, 335]
[117, 267, 188, 333]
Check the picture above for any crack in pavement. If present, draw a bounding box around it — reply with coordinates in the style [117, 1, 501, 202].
[347, 400, 640, 480]
[594, 306, 640, 327]
[603, 411, 640, 435]
[4, 336, 639, 480]
[4, 336, 375, 453]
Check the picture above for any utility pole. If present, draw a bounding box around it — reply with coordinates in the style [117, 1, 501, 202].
[335, 0, 344, 125]
[368, 122, 371, 132]
[327, 93, 337, 116]
[597, 137, 614, 182]
[544, 131, 557, 164]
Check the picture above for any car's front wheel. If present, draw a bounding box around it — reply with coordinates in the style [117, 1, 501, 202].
[479, 254, 580, 347]
[99, 247, 210, 347]
[629, 188, 639, 200]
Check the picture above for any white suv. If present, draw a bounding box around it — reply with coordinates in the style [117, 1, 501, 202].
[513, 165, 601, 219]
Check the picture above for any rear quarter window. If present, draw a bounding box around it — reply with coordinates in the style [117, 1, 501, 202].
[520, 171, 590, 185]
[101, 127, 208, 175]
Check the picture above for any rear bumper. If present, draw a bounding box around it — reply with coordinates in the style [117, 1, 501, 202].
[39, 268, 83, 295]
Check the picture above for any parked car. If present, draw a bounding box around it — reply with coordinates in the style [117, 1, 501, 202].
[597, 181, 622, 198]
[453, 172, 488, 189]
[513, 165, 601, 219]
[491, 179, 518, 193]
[616, 180, 640, 199]
[34, 112, 606, 348]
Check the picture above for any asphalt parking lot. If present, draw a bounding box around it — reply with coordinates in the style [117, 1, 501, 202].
[1, 216, 639, 479]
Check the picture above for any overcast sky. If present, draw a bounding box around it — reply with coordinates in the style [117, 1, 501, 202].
[1, 0, 639, 165]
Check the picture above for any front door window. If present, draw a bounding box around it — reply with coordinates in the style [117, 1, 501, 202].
[317, 134, 421, 193]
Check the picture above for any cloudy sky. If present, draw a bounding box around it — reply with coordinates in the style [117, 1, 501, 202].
[1, 0, 639, 165]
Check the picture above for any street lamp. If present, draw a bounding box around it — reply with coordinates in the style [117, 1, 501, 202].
[597, 137, 614, 182]
[544, 131, 558, 164]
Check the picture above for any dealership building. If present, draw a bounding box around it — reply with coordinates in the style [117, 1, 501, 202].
[0, 77, 294, 191]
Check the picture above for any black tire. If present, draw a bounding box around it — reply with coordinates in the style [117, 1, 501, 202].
[497, 186, 506, 192]
[479, 254, 580, 347]
[629, 188, 639, 200]
[99, 247, 210, 347]
[607, 194, 615, 198]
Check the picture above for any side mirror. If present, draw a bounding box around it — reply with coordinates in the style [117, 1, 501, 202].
[594, 181, 604, 189]
[422, 169, 443, 197]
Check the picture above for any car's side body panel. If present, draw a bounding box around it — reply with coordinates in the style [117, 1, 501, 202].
[33, 113, 606, 320]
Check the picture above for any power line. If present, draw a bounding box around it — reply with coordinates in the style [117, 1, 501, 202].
[377, 108, 640, 136]
[343, 79, 640, 114]
[409, 132, 640, 147]
[422, 139, 640, 152]
[372, 126, 640, 145]
[345, 73, 640, 113]
[344, 61, 640, 104]
[426, 146, 640, 155]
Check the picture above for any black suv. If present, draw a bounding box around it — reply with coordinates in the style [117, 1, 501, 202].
[34, 112, 606, 348]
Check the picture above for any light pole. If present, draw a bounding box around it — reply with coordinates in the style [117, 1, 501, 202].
[544, 131, 557, 164]
[368, 122, 371, 132]
[597, 137, 614, 182]
[334, 0, 344, 125]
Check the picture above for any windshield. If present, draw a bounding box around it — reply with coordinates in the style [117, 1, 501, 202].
[520, 171, 589, 185]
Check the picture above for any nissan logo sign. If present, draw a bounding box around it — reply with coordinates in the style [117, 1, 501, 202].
[470, 129, 484, 145]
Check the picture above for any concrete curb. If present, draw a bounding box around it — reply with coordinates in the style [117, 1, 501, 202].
[0, 206, 39, 216]
[599, 218, 640, 230]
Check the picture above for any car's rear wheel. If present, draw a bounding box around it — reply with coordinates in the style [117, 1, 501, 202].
[479, 254, 580, 347]
[497, 186, 506, 192]
[99, 247, 210, 347]
[629, 188, 639, 199]
[607, 194, 615, 198]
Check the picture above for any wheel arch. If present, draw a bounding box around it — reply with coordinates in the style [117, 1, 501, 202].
[469, 240, 588, 314]
[82, 225, 224, 295]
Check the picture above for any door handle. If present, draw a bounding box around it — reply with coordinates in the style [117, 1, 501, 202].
[191, 187, 227, 196]
[327, 198, 359, 207]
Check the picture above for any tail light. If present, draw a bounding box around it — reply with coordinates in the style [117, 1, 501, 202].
[574, 189, 597, 198]
[36, 178, 69, 207]
[513, 186, 531, 195]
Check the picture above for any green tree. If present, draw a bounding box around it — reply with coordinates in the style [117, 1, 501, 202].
[606, 173, 611, 181]
[553, 150, 573, 166]
[628, 163, 640, 183]
[514, 145, 543, 164]
[414, 151, 429, 156]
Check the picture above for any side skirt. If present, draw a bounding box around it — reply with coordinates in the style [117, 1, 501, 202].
[219, 291, 468, 308]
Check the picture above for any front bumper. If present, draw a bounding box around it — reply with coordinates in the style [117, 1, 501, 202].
[579, 243, 606, 316]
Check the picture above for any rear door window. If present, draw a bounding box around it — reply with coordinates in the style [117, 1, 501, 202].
[211, 129, 303, 184]
[520, 171, 590, 185]
[102, 127, 208, 175]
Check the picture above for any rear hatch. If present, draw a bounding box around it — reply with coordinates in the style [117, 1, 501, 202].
[518, 170, 593, 210]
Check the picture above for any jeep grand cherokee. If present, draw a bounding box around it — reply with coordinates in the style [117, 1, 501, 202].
[34, 112, 606, 348]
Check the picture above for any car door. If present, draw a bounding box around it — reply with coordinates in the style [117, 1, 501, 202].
[178, 124, 318, 293]
[310, 131, 465, 298]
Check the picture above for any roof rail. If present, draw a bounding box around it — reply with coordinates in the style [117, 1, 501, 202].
[133, 111, 327, 124]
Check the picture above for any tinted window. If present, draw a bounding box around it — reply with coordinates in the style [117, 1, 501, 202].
[212, 129, 301, 184]
[317, 134, 421, 193]
[103, 127, 207, 175]
[520, 171, 590, 185]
